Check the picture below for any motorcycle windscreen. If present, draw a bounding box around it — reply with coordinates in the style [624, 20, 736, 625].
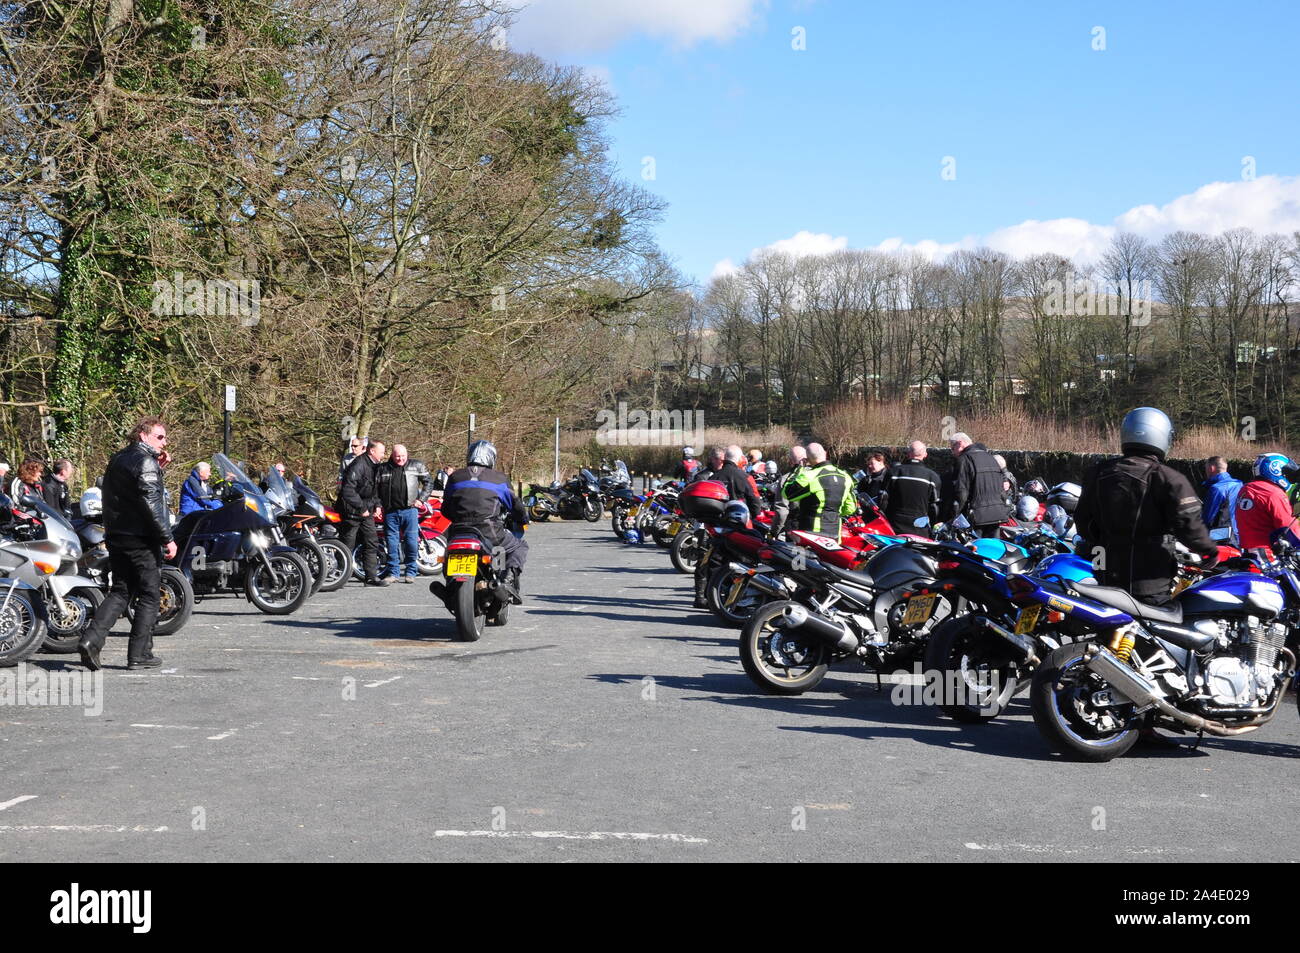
[264, 465, 297, 512]
[211, 453, 276, 529]
[292, 476, 326, 516]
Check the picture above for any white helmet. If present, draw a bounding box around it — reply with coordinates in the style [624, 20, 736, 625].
[80, 486, 103, 518]
[683, 446, 696, 458]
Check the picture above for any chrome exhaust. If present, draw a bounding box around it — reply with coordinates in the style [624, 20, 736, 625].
[1083, 645, 1269, 737]
[779, 603, 859, 654]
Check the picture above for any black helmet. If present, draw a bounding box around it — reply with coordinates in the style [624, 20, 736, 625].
[467, 440, 497, 468]
[1023, 478, 1048, 499]
[721, 500, 749, 529]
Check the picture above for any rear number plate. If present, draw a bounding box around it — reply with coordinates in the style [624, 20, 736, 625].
[1014, 604, 1042, 635]
[902, 594, 937, 625]
[446, 554, 478, 577]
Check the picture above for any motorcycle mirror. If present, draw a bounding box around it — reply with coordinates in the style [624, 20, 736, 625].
[912, 516, 929, 528]
[852, 469, 866, 481]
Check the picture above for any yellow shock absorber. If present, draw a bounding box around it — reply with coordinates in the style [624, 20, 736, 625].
[1108, 629, 1135, 663]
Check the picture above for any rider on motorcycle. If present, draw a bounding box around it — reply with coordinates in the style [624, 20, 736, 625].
[1235, 453, 1300, 562]
[441, 440, 528, 603]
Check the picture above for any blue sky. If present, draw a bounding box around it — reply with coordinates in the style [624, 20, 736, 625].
[510, 0, 1300, 285]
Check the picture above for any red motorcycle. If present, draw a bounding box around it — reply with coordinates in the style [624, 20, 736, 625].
[350, 498, 451, 581]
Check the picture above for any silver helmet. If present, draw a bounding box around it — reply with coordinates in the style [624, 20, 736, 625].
[467, 439, 497, 468]
[1120, 407, 1173, 456]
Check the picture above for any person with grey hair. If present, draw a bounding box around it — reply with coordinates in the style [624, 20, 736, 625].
[377, 443, 433, 582]
[692, 444, 762, 608]
[881, 441, 941, 536]
[690, 446, 726, 483]
[943, 433, 1010, 537]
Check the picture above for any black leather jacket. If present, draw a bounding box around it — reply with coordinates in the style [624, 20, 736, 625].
[102, 441, 172, 545]
[339, 453, 382, 518]
[377, 459, 433, 511]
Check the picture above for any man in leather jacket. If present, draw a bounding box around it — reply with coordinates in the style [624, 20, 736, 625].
[339, 439, 388, 586]
[79, 417, 177, 671]
[1074, 407, 1218, 606]
[943, 433, 1011, 537]
[377, 444, 433, 582]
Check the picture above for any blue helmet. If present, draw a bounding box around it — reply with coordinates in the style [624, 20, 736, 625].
[1254, 453, 1292, 490]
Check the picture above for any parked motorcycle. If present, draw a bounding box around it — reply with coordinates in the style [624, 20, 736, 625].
[0, 493, 56, 665]
[169, 454, 312, 615]
[1019, 548, 1299, 761]
[350, 498, 449, 581]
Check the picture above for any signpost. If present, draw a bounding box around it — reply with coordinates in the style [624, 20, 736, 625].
[554, 417, 560, 484]
[223, 385, 236, 456]
[468, 412, 475, 451]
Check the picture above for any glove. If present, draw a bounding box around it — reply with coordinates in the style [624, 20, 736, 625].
[1199, 548, 1219, 569]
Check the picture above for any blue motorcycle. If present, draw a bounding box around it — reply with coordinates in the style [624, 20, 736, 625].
[168, 454, 312, 615]
[1016, 551, 1298, 761]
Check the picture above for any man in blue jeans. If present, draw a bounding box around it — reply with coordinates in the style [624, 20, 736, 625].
[377, 444, 434, 582]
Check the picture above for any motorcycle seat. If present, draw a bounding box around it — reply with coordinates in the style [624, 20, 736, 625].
[823, 562, 876, 590]
[1068, 580, 1183, 624]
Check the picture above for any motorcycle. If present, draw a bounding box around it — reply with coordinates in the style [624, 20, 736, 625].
[524, 469, 603, 523]
[1019, 548, 1299, 761]
[289, 476, 353, 592]
[0, 494, 57, 665]
[263, 467, 328, 596]
[169, 454, 312, 615]
[431, 520, 524, 641]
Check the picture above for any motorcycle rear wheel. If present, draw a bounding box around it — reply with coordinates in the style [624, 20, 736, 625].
[706, 564, 769, 628]
[739, 601, 830, 694]
[453, 579, 485, 641]
[1030, 643, 1140, 762]
[922, 615, 1020, 723]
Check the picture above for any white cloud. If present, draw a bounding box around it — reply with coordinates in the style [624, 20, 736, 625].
[707, 230, 847, 281]
[508, 0, 766, 56]
[717, 176, 1300, 274]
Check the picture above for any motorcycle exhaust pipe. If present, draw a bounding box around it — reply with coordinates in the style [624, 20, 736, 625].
[1082, 645, 1262, 737]
[778, 603, 859, 654]
[973, 616, 1038, 665]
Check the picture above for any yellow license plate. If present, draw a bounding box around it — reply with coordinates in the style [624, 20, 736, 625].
[667, 521, 682, 536]
[1014, 604, 1042, 635]
[902, 594, 937, 626]
[445, 554, 478, 577]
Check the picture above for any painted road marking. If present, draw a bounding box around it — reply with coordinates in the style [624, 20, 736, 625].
[433, 830, 708, 844]
[0, 795, 38, 812]
[364, 676, 403, 689]
[0, 825, 168, 833]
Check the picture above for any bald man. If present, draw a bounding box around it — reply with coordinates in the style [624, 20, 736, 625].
[378, 444, 434, 581]
[780, 443, 857, 539]
[881, 440, 942, 536]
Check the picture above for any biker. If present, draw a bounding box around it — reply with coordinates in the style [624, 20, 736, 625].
[879, 440, 941, 537]
[441, 440, 528, 603]
[1202, 456, 1242, 544]
[1235, 453, 1300, 562]
[179, 461, 224, 516]
[943, 433, 1010, 538]
[691, 445, 762, 608]
[767, 446, 808, 538]
[673, 447, 700, 481]
[1073, 407, 1218, 606]
[783, 442, 856, 540]
[856, 452, 890, 507]
[689, 447, 725, 483]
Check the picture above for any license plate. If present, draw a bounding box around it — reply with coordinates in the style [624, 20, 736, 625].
[445, 554, 478, 577]
[1014, 604, 1042, 635]
[902, 593, 937, 626]
[666, 521, 681, 536]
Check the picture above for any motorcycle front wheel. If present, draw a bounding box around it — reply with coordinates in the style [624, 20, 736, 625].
[315, 538, 354, 592]
[0, 589, 47, 667]
[246, 552, 312, 615]
[417, 536, 445, 576]
[669, 528, 705, 574]
[124, 567, 195, 636]
[583, 498, 601, 522]
[42, 586, 105, 653]
[922, 615, 1020, 723]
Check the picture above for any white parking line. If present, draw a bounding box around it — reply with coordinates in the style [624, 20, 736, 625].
[364, 676, 403, 689]
[0, 795, 38, 812]
[0, 824, 168, 833]
[206, 731, 237, 741]
[964, 842, 1178, 855]
[434, 830, 708, 844]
